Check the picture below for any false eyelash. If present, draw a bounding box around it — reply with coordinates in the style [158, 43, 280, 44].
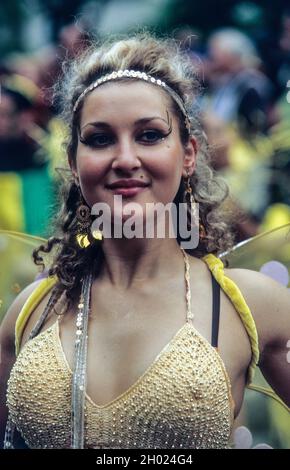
[79, 129, 171, 147]
[165, 110, 173, 135]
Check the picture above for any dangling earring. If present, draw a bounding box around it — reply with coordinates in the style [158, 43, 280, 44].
[75, 182, 103, 248]
[184, 171, 207, 241]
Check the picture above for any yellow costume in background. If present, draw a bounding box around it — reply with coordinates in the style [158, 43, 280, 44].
[0, 173, 25, 231]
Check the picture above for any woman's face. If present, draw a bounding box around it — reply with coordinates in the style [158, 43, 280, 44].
[71, 81, 196, 227]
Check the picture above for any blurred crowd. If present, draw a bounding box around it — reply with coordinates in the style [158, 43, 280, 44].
[1, 13, 290, 241]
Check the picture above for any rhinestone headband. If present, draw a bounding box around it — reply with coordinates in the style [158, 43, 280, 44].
[73, 69, 191, 133]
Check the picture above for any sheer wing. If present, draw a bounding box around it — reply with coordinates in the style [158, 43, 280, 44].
[220, 223, 290, 448]
[220, 222, 290, 273]
[0, 230, 47, 323]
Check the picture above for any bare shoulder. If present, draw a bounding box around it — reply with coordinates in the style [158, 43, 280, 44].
[0, 279, 44, 352]
[223, 266, 290, 354]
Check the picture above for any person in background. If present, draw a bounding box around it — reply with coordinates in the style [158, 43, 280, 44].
[0, 76, 53, 235]
[204, 28, 276, 137]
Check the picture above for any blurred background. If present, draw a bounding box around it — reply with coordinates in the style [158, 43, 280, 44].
[0, 0, 290, 449]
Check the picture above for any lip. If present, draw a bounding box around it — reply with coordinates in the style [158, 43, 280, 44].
[106, 179, 149, 189]
[109, 186, 148, 197]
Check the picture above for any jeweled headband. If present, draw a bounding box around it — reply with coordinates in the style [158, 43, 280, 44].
[73, 69, 191, 133]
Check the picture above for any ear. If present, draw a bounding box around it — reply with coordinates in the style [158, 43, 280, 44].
[182, 136, 197, 177]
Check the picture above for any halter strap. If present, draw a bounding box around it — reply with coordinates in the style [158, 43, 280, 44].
[180, 248, 193, 323]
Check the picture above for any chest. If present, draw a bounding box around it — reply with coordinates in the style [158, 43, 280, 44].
[20, 272, 251, 418]
[9, 320, 233, 449]
[58, 280, 201, 406]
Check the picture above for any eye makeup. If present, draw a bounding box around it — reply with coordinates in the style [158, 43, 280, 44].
[79, 112, 173, 149]
[79, 128, 171, 148]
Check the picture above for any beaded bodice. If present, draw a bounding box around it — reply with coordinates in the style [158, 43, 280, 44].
[7, 318, 234, 448]
[6, 253, 259, 449]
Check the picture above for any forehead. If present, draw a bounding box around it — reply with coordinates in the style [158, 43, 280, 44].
[79, 80, 172, 127]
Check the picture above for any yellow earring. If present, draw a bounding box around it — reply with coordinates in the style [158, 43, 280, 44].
[74, 184, 103, 248]
[76, 234, 90, 249]
[92, 230, 103, 241]
[76, 230, 103, 249]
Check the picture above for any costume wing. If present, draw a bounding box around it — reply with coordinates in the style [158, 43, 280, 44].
[0, 230, 47, 323]
[220, 222, 290, 273]
[220, 222, 290, 449]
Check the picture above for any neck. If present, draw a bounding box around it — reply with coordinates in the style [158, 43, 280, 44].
[97, 237, 184, 290]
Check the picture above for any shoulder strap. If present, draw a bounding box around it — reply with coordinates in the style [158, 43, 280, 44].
[15, 275, 58, 356]
[202, 253, 259, 385]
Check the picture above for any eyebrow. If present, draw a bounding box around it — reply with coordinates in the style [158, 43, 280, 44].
[80, 116, 169, 132]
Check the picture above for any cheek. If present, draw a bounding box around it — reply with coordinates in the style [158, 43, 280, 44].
[76, 152, 109, 203]
[149, 146, 183, 194]
[77, 150, 104, 176]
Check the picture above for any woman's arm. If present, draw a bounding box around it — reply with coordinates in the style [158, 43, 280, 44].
[224, 267, 290, 407]
[0, 280, 42, 447]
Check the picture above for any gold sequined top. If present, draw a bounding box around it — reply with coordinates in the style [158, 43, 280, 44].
[6, 254, 259, 449]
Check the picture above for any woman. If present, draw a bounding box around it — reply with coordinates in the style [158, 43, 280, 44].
[0, 33, 289, 449]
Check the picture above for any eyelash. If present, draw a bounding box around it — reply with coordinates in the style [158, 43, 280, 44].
[79, 129, 169, 148]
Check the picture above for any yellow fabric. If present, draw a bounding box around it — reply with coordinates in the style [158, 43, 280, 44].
[0, 173, 25, 231]
[202, 254, 259, 385]
[15, 275, 58, 356]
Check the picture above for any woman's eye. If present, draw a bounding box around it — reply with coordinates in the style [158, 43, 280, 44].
[80, 134, 112, 147]
[139, 130, 165, 143]
[80, 130, 166, 147]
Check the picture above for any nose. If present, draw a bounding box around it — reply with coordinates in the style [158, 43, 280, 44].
[111, 137, 141, 172]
